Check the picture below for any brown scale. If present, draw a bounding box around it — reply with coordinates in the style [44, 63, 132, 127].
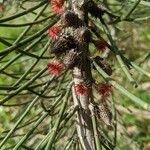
[94, 99, 112, 126]
[83, 0, 105, 18]
[58, 10, 83, 28]
[63, 49, 81, 69]
[73, 27, 94, 85]
[73, 27, 92, 44]
[51, 27, 93, 84]
[51, 27, 92, 56]
[51, 31, 77, 56]
[93, 56, 113, 76]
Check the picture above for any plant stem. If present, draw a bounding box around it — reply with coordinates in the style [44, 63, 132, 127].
[93, 60, 149, 110]
[89, 104, 102, 150]
[45, 83, 72, 149]
[71, 0, 95, 149]
[122, 0, 141, 20]
[0, 77, 54, 148]
[0, 0, 47, 23]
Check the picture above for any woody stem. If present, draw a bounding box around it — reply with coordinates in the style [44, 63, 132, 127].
[71, 0, 95, 149]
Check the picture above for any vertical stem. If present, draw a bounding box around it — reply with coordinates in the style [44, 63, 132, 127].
[72, 74, 94, 150]
[122, 0, 141, 20]
[71, 0, 94, 149]
[0, 77, 54, 148]
[45, 83, 72, 149]
[89, 104, 102, 150]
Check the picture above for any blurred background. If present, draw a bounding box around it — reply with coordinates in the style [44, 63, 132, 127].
[0, 0, 149, 149]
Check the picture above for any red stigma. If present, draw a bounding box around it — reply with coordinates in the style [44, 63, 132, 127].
[98, 83, 112, 96]
[74, 83, 88, 95]
[51, 0, 64, 14]
[47, 60, 63, 76]
[48, 25, 60, 39]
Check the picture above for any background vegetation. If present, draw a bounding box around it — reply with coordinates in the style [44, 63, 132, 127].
[0, 0, 149, 149]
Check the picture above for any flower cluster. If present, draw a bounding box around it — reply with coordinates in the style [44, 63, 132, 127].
[51, 0, 64, 14]
[47, 60, 63, 76]
[46, 0, 113, 127]
[48, 25, 61, 39]
[98, 83, 112, 97]
[74, 83, 89, 95]
[95, 83, 112, 125]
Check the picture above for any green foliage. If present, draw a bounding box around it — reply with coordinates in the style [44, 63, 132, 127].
[0, 0, 149, 149]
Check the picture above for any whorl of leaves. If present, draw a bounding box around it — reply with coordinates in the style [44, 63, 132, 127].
[0, 0, 149, 149]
